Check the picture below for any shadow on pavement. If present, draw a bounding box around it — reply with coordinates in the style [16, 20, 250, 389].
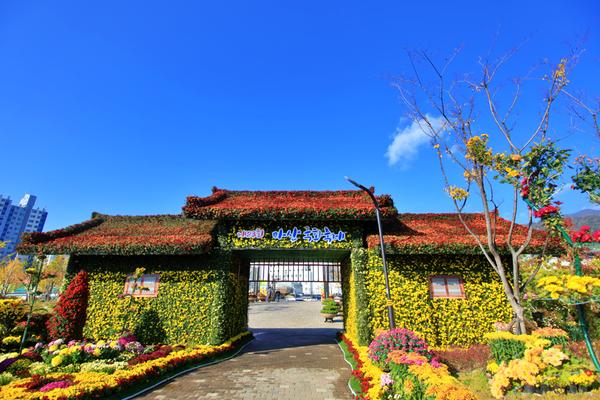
[247, 327, 342, 353]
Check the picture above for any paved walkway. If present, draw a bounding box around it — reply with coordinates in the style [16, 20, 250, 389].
[136, 301, 351, 400]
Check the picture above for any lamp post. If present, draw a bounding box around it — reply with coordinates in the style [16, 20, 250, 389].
[345, 177, 395, 329]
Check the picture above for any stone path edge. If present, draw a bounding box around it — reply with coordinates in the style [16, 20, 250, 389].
[118, 334, 256, 400]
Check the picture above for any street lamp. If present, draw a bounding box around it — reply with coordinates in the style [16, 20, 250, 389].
[345, 177, 395, 329]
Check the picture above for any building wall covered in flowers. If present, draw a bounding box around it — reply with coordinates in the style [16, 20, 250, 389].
[365, 252, 512, 347]
[69, 253, 247, 346]
[18, 188, 548, 347]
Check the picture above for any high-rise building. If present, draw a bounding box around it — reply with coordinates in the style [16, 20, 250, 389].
[0, 194, 47, 260]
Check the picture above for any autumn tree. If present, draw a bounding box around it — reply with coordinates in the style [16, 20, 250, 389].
[0, 258, 26, 296]
[38, 256, 68, 299]
[394, 45, 597, 333]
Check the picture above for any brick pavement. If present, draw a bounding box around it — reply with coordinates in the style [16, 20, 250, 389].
[136, 301, 351, 400]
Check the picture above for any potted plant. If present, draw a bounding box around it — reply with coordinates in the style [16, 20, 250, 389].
[320, 299, 340, 323]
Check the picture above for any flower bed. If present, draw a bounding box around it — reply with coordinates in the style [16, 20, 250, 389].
[340, 329, 476, 400]
[339, 333, 375, 399]
[0, 331, 251, 400]
[536, 274, 600, 302]
[485, 329, 599, 398]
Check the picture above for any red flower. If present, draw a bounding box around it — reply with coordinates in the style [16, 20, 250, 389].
[47, 270, 89, 341]
[533, 205, 559, 219]
[367, 213, 557, 252]
[183, 188, 398, 220]
[572, 226, 600, 243]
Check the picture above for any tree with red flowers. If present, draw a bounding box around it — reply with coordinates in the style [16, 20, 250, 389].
[47, 270, 90, 341]
[393, 45, 598, 335]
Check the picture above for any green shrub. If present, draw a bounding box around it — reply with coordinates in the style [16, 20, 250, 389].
[134, 309, 166, 344]
[488, 339, 526, 364]
[79, 360, 127, 373]
[6, 358, 32, 375]
[321, 299, 340, 314]
[539, 335, 568, 348]
[0, 372, 14, 386]
[28, 362, 51, 376]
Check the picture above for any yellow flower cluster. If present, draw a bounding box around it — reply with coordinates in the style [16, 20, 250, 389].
[0, 332, 250, 400]
[366, 253, 511, 347]
[463, 170, 476, 182]
[344, 257, 360, 343]
[490, 358, 539, 398]
[503, 166, 520, 178]
[569, 371, 596, 387]
[1, 336, 20, 346]
[356, 345, 385, 400]
[446, 186, 469, 201]
[466, 134, 493, 165]
[408, 363, 477, 400]
[536, 274, 600, 301]
[531, 327, 568, 338]
[510, 154, 522, 162]
[484, 331, 551, 349]
[553, 59, 568, 82]
[489, 345, 570, 398]
[0, 299, 26, 328]
[540, 347, 569, 366]
[486, 361, 499, 374]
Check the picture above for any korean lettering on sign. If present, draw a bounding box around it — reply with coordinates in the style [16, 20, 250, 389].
[271, 227, 346, 243]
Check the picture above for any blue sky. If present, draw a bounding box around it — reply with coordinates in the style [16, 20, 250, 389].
[1, 1, 599, 231]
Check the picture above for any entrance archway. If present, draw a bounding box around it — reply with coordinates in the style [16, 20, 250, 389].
[236, 249, 348, 305]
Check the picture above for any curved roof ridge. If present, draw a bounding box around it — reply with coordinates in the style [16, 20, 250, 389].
[184, 187, 397, 220]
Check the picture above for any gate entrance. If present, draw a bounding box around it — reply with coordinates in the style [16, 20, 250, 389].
[249, 259, 342, 300]
[239, 250, 348, 302]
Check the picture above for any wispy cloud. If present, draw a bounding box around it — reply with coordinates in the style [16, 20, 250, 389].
[385, 115, 445, 168]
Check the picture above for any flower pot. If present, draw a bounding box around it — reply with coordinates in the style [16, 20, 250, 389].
[522, 385, 536, 394]
[321, 313, 336, 323]
[567, 385, 577, 394]
[567, 384, 584, 393]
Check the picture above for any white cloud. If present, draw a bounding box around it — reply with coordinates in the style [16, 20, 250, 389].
[385, 115, 445, 167]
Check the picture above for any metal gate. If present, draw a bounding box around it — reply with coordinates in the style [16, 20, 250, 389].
[248, 259, 342, 299]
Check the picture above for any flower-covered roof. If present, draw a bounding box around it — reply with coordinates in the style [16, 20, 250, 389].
[17, 214, 217, 256]
[182, 187, 398, 220]
[367, 213, 562, 254]
[18, 191, 561, 256]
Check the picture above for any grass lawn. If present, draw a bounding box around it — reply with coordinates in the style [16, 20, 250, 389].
[458, 369, 600, 400]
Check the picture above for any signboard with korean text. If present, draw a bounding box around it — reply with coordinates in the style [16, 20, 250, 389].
[234, 226, 347, 244]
